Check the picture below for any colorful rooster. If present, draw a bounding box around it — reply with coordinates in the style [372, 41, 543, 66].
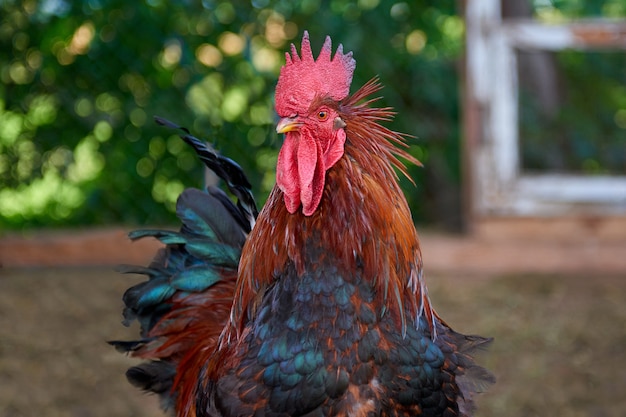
[111, 32, 494, 417]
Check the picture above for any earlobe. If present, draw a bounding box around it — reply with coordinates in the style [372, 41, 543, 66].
[323, 128, 346, 169]
[333, 117, 346, 130]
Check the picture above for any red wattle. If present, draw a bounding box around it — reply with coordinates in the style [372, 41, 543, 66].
[276, 131, 326, 216]
[276, 133, 301, 214]
[276, 129, 345, 216]
[297, 132, 324, 216]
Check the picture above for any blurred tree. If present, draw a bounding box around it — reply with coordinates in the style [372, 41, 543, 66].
[1, 0, 468, 230]
[3, 0, 621, 232]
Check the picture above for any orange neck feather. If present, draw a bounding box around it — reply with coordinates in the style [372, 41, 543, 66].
[228, 78, 434, 342]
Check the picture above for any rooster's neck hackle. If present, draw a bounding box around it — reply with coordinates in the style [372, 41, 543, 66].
[232, 79, 433, 340]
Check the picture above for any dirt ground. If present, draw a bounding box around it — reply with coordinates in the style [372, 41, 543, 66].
[0, 267, 625, 417]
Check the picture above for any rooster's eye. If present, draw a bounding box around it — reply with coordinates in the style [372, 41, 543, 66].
[317, 111, 328, 121]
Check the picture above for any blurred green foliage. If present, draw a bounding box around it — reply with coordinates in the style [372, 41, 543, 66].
[532, 0, 626, 19]
[0, 0, 466, 230]
[520, 50, 626, 175]
[521, 1, 626, 175]
[0, 0, 624, 231]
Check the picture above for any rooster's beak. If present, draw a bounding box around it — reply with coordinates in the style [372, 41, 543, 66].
[276, 117, 301, 134]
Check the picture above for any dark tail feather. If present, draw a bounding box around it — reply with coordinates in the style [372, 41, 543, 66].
[456, 335, 495, 393]
[110, 118, 259, 409]
[449, 332, 496, 416]
[111, 189, 243, 406]
[108, 339, 148, 353]
[126, 362, 177, 410]
[125, 362, 176, 393]
[154, 116, 258, 231]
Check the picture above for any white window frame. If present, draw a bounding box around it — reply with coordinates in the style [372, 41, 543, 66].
[465, 0, 626, 217]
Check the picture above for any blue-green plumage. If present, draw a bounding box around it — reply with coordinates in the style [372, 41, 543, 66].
[109, 118, 259, 408]
[113, 112, 493, 417]
[203, 247, 492, 417]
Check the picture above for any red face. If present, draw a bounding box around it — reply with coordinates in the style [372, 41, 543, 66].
[274, 32, 355, 216]
[275, 102, 347, 216]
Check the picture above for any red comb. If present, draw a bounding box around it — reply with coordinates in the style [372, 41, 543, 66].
[275, 31, 356, 116]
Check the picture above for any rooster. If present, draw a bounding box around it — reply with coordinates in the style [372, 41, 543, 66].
[111, 32, 494, 417]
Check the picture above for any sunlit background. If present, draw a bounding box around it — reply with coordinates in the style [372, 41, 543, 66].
[1, 0, 625, 231]
[0, 0, 459, 230]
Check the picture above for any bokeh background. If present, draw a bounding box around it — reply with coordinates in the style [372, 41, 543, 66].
[1, 0, 467, 230]
[2, 0, 623, 232]
[1, 1, 625, 417]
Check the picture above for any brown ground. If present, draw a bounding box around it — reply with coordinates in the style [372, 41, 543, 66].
[1, 265, 624, 417]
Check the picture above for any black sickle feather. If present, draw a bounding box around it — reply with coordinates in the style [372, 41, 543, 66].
[154, 116, 258, 231]
[110, 118, 261, 409]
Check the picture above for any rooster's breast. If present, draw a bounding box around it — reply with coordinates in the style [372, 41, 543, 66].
[205, 261, 455, 417]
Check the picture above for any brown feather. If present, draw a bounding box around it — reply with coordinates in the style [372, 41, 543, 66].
[225, 76, 433, 347]
[129, 275, 236, 417]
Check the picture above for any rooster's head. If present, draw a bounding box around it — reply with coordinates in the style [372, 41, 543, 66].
[274, 31, 356, 216]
